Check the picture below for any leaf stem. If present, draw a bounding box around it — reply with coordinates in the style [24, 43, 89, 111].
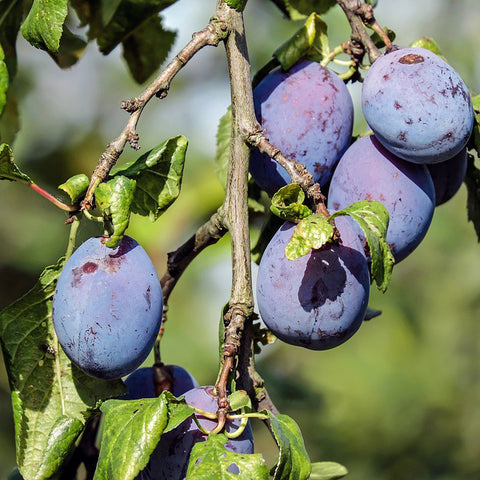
[29, 183, 77, 212]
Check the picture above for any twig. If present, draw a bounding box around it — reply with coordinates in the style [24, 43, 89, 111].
[214, 0, 255, 427]
[80, 16, 231, 210]
[245, 127, 325, 207]
[336, 0, 381, 63]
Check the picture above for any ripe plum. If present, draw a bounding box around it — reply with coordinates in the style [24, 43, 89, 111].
[52, 236, 163, 379]
[327, 135, 435, 262]
[250, 60, 354, 194]
[138, 386, 254, 480]
[362, 47, 473, 164]
[256, 217, 370, 350]
[427, 148, 468, 206]
[124, 365, 199, 400]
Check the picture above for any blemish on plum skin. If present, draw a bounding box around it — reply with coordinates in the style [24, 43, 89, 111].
[82, 262, 98, 274]
[399, 54, 424, 64]
[397, 131, 407, 142]
[144, 286, 152, 310]
[394, 101, 402, 110]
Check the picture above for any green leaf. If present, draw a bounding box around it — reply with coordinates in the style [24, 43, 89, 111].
[97, 0, 177, 55]
[0, 143, 31, 183]
[0, 0, 23, 79]
[215, 106, 231, 189]
[112, 135, 188, 220]
[262, 411, 311, 480]
[228, 390, 252, 412]
[0, 259, 125, 480]
[410, 37, 445, 60]
[225, 0, 248, 11]
[465, 154, 480, 241]
[285, 213, 334, 260]
[186, 434, 269, 479]
[0, 89, 20, 144]
[270, 0, 336, 20]
[309, 461, 348, 479]
[58, 174, 89, 203]
[0, 43, 8, 115]
[273, 13, 329, 70]
[48, 26, 87, 68]
[95, 392, 193, 480]
[330, 200, 395, 292]
[164, 391, 196, 433]
[21, 0, 68, 52]
[95, 175, 136, 248]
[122, 15, 176, 84]
[270, 184, 312, 222]
[471, 95, 480, 155]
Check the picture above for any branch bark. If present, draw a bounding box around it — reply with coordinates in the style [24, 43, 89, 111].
[336, 0, 381, 63]
[81, 16, 230, 210]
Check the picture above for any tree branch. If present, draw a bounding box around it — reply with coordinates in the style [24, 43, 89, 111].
[336, 0, 381, 63]
[81, 16, 230, 210]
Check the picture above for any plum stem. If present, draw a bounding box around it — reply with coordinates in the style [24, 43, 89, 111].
[80, 14, 231, 210]
[65, 216, 80, 260]
[224, 416, 248, 439]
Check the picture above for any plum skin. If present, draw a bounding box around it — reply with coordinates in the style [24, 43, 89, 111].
[124, 365, 199, 400]
[52, 236, 163, 380]
[250, 60, 354, 194]
[256, 217, 370, 351]
[427, 148, 468, 206]
[362, 47, 473, 164]
[327, 135, 435, 263]
[137, 386, 254, 480]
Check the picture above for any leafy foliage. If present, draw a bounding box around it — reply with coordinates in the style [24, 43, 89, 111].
[215, 106, 232, 188]
[58, 174, 89, 203]
[309, 462, 348, 480]
[270, 184, 312, 222]
[284, 213, 334, 260]
[0, 260, 125, 479]
[263, 411, 311, 480]
[273, 13, 329, 69]
[21, 0, 69, 52]
[111, 135, 188, 220]
[0, 43, 8, 115]
[331, 201, 395, 292]
[0, 144, 31, 183]
[186, 434, 269, 479]
[95, 392, 194, 480]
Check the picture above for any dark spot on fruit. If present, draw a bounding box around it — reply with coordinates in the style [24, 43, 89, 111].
[397, 131, 407, 142]
[383, 73, 390, 81]
[82, 262, 98, 274]
[314, 163, 326, 174]
[399, 54, 424, 64]
[394, 101, 402, 109]
[405, 118, 414, 125]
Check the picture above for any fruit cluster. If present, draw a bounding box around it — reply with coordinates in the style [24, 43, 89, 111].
[253, 46, 473, 351]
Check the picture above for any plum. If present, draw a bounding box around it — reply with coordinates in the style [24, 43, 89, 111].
[250, 60, 354, 194]
[327, 135, 435, 263]
[52, 235, 163, 379]
[256, 216, 370, 350]
[137, 386, 254, 480]
[362, 47, 473, 164]
[124, 365, 199, 400]
[427, 148, 468, 206]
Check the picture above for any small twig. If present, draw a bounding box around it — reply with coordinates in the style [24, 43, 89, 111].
[80, 15, 231, 210]
[336, 0, 381, 63]
[245, 127, 326, 207]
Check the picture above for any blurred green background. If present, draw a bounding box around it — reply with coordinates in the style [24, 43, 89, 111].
[1, 0, 480, 478]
